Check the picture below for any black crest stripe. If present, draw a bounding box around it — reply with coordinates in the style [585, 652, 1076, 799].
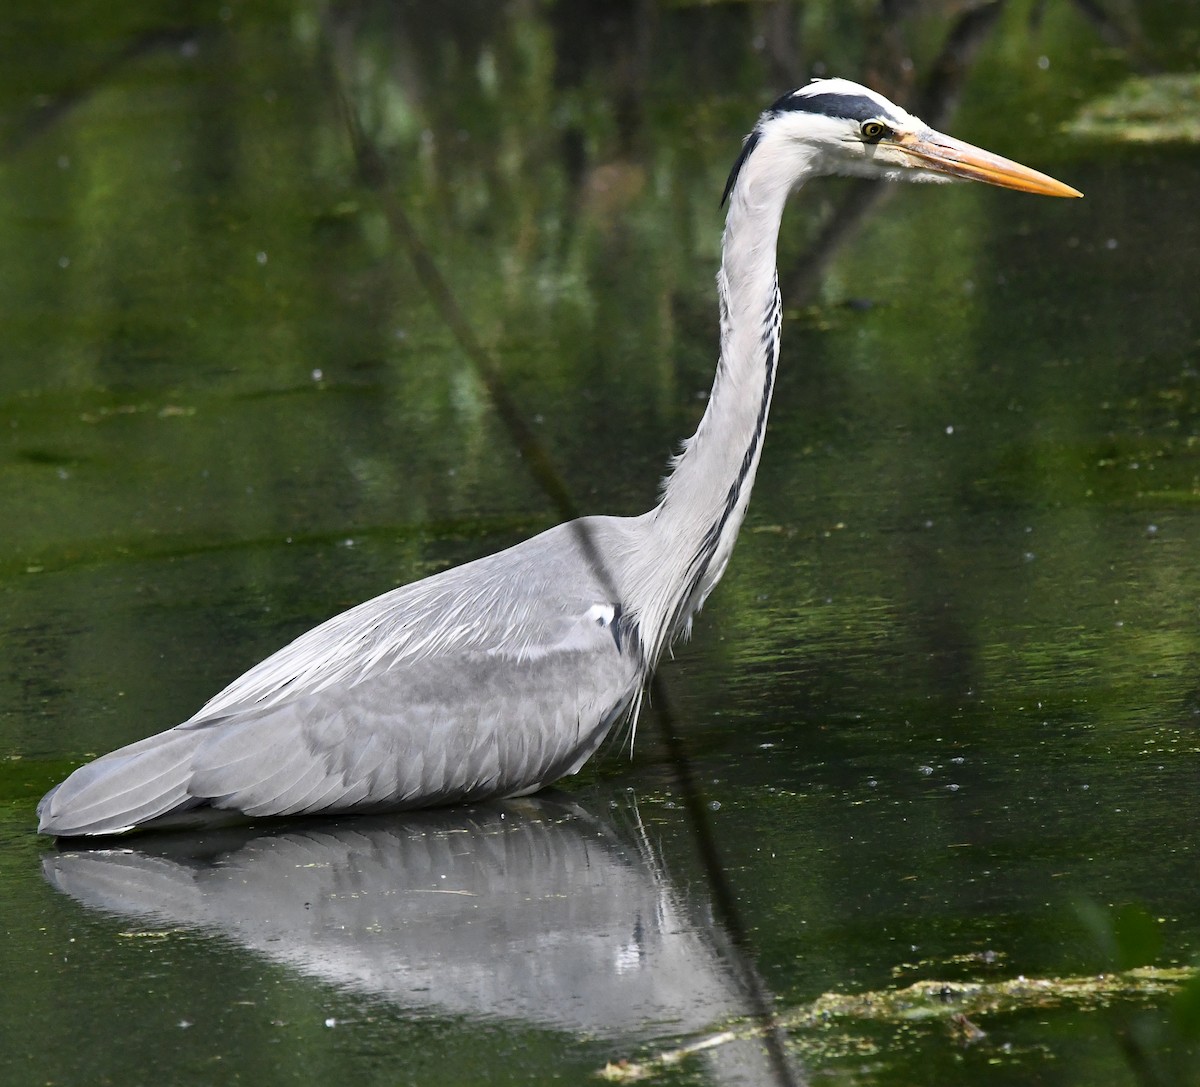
[722, 88, 898, 205]
[779, 92, 898, 124]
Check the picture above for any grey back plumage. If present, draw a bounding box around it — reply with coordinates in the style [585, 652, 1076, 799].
[39, 517, 648, 835]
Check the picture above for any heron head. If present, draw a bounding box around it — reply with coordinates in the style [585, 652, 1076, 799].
[723, 78, 1082, 205]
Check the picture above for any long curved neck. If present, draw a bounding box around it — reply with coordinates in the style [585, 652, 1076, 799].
[629, 145, 800, 664]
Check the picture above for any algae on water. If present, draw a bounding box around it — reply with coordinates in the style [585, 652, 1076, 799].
[1067, 73, 1200, 143]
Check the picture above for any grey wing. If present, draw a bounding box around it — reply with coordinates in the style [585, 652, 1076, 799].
[183, 629, 637, 818]
[38, 519, 647, 836]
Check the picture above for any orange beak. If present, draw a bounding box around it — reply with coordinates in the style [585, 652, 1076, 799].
[893, 129, 1083, 198]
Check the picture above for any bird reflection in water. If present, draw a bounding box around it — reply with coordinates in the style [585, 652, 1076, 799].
[44, 793, 796, 1084]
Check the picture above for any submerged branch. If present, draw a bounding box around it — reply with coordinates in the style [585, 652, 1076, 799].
[599, 965, 1199, 1081]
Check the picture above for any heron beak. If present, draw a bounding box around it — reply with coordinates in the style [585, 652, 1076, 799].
[893, 130, 1083, 198]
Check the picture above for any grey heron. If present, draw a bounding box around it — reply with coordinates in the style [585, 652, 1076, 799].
[38, 79, 1081, 837]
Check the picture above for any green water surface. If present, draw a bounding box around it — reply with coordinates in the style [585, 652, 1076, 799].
[2, 3, 1199, 1085]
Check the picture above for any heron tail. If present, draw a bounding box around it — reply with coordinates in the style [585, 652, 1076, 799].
[37, 728, 204, 837]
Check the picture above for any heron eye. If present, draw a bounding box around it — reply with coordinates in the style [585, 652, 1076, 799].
[861, 121, 888, 141]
